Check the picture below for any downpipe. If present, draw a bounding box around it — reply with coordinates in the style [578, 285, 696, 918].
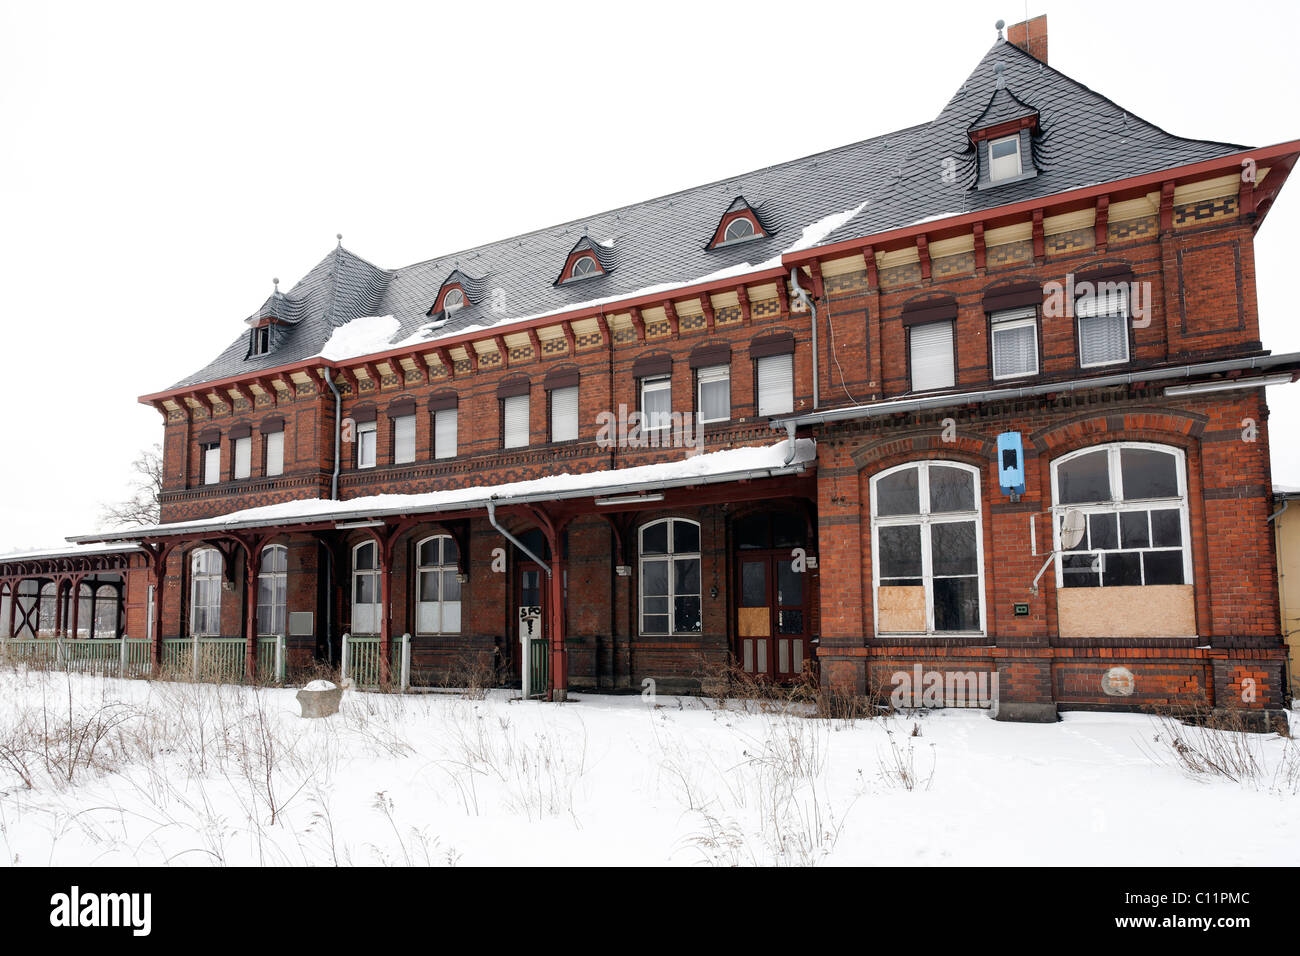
[487, 499, 550, 577]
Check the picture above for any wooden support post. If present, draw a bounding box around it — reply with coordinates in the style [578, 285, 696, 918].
[69, 576, 82, 639]
[243, 540, 264, 682]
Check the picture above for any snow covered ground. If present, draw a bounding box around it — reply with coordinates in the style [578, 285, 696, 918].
[0, 667, 1295, 866]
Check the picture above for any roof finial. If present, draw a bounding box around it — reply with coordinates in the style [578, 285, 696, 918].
[336, 233, 343, 247]
[994, 60, 1006, 89]
[996, 18, 1005, 39]
[272, 277, 280, 292]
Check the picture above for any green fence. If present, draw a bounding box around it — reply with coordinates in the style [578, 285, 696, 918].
[340, 633, 410, 690]
[1, 635, 284, 683]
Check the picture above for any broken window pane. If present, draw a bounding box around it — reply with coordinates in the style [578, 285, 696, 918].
[933, 576, 980, 631]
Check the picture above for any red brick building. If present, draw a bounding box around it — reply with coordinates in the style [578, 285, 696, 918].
[18, 17, 1298, 718]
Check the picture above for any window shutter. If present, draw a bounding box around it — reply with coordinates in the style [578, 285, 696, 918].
[265, 431, 284, 477]
[204, 446, 221, 485]
[909, 321, 955, 391]
[393, 415, 416, 464]
[503, 394, 530, 448]
[233, 436, 251, 480]
[756, 353, 794, 416]
[434, 408, 458, 459]
[551, 386, 579, 442]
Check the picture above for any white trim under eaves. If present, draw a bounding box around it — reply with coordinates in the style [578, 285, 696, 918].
[769, 352, 1300, 430]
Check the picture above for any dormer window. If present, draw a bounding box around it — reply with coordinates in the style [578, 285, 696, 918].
[988, 134, 1022, 182]
[723, 216, 757, 243]
[707, 197, 772, 250]
[570, 255, 599, 279]
[250, 325, 271, 357]
[442, 288, 465, 313]
[555, 236, 614, 285]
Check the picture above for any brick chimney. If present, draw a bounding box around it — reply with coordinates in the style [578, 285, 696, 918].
[1006, 15, 1048, 65]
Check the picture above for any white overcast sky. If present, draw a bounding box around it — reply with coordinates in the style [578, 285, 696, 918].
[1, 0, 1298, 550]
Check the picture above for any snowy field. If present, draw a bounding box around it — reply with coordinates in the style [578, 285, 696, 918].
[0, 667, 1296, 866]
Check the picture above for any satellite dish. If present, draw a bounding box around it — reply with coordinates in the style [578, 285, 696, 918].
[1060, 509, 1086, 551]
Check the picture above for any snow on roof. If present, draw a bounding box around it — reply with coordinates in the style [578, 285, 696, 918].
[72, 439, 816, 543]
[318, 315, 401, 362]
[0, 541, 141, 564]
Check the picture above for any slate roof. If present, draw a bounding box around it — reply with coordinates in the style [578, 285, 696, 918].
[168, 38, 1246, 393]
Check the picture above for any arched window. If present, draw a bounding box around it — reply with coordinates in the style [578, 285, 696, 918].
[442, 287, 465, 312]
[415, 535, 461, 634]
[1051, 443, 1190, 588]
[257, 545, 288, 636]
[93, 583, 118, 638]
[638, 518, 701, 635]
[190, 547, 223, 637]
[570, 255, 598, 279]
[352, 541, 381, 635]
[723, 216, 756, 243]
[870, 461, 984, 635]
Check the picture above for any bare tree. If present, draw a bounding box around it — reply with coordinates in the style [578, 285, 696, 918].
[100, 444, 163, 529]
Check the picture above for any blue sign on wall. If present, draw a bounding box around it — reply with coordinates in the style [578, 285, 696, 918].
[997, 431, 1026, 497]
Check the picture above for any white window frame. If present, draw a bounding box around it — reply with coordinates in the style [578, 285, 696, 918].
[869, 461, 986, 637]
[202, 443, 221, 485]
[723, 216, 757, 243]
[190, 547, 223, 637]
[550, 385, 579, 443]
[251, 326, 270, 356]
[351, 540, 381, 635]
[357, 420, 377, 469]
[1050, 442, 1192, 590]
[442, 287, 465, 312]
[1076, 284, 1131, 369]
[503, 393, 530, 449]
[638, 518, 702, 636]
[264, 429, 284, 477]
[257, 544, 288, 637]
[433, 407, 458, 459]
[697, 364, 731, 424]
[988, 134, 1022, 182]
[233, 435, 252, 480]
[569, 255, 599, 279]
[640, 374, 672, 433]
[415, 534, 462, 635]
[756, 352, 794, 416]
[393, 414, 416, 464]
[990, 306, 1040, 380]
[909, 320, 955, 392]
